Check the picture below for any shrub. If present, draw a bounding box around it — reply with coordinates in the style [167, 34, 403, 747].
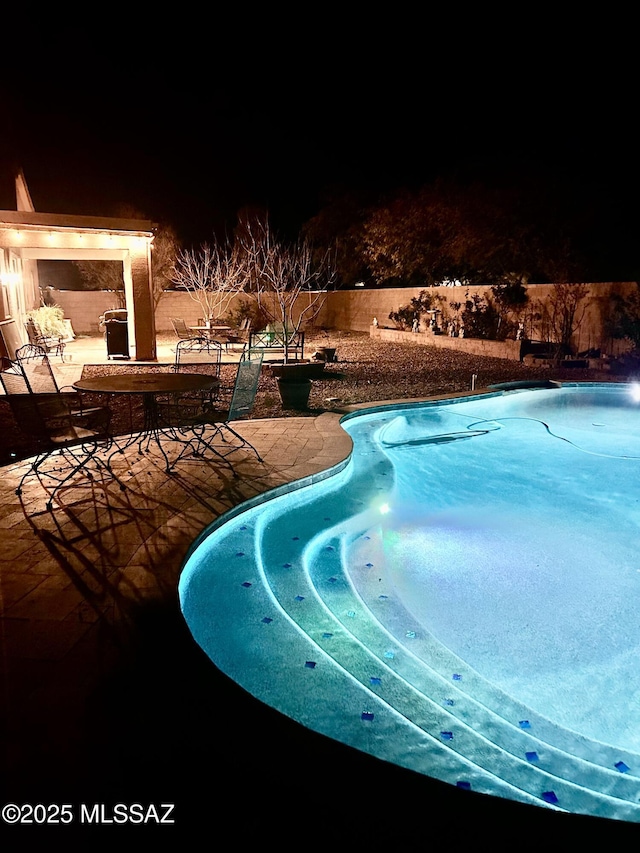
[26, 305, 68, 339]
[389, 290, 435, 330]
[224, 298, 270, 332]
[460, 294, 503, 340]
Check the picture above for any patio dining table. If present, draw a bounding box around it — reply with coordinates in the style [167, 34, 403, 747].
[192, 325, 233, 339]
[73, 372, 220, 471]
[192, 325, 232, 333]
[192, 325, 234, 349]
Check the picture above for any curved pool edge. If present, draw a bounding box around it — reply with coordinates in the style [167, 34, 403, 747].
[181, 411, 354, 564]
[180, 393, 504, 564]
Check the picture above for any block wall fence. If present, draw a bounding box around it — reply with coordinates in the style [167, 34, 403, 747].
[51, 282, 638, 358]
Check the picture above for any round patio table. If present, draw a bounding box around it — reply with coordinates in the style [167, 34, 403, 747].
[73, 372, 220, 470]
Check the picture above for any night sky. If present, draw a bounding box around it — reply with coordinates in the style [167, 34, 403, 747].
[2, 42, 638, 278]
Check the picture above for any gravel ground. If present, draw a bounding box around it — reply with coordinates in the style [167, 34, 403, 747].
[0, 330, 627, 464]
[246, 330, 620, 418]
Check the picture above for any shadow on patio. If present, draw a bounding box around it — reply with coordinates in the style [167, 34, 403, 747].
[0, 408, 358, 836]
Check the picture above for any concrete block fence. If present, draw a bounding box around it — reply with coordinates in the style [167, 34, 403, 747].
[51, 282, 637, 359]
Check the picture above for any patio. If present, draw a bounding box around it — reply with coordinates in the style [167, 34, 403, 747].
[0, 342, 354, 831]
[47, 330, 247, 385]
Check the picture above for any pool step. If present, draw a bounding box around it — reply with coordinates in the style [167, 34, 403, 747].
[255, 503, 640, 822]
[180, 388, 640, 824]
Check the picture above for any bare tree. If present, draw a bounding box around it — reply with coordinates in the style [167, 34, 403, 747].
[171, 238, 247, 322]
[241, 217, 336, 362]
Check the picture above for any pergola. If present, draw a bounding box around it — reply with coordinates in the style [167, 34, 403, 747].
[0, 171, 157, 360]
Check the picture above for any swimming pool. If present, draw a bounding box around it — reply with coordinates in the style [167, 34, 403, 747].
[179, 382, 640, 823]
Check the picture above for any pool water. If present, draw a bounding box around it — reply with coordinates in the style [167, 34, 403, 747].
[179, 382, 640, 822]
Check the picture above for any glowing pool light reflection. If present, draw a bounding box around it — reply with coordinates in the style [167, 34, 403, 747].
[179, 383, 640, 823]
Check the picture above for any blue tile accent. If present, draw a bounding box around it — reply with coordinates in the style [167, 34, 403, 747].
[519, 720, 531, 729]
[241, 582, 252, 588]
[526, 751, 539, 762]
[261, 617, 273, 624]
[615, 761, 630, 773]
[440, 731, 454, 741]
[305, 661, 316, 669]
[456, 781, 471, 790]
[453, 674, 462, 681]
[361, 711, 374, 721]
[542, 791, 558, 805]
[294, 595, 305, 601]
[370, 677, 382, 686]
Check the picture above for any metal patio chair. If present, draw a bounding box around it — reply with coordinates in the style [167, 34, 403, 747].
[24, 318, 66, 359]
[157, 338, 223, 424]
[170, 318, 198, 341]
[222, 317, 252, 351]
[0, 363, 114, 509]
[173, 337, 223, 373]
[168, 348, 264, 466]
[14, 344, 111, 432]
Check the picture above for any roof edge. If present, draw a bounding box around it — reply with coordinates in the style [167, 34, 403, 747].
[0, 209, 156, 234]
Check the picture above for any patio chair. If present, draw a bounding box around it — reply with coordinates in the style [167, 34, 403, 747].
[225, 317, 252, 349]
[173, 337, 223, 373]
[24, 318, 66, 359]
[157, 338, 223, 423]
[170, 318, 198, 340]
[0, 364, 114, 509]
[14, 344, 111, 432]
[169, 348, 264, 466]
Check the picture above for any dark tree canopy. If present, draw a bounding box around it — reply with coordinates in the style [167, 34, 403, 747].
[302, 175, 594, 288]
